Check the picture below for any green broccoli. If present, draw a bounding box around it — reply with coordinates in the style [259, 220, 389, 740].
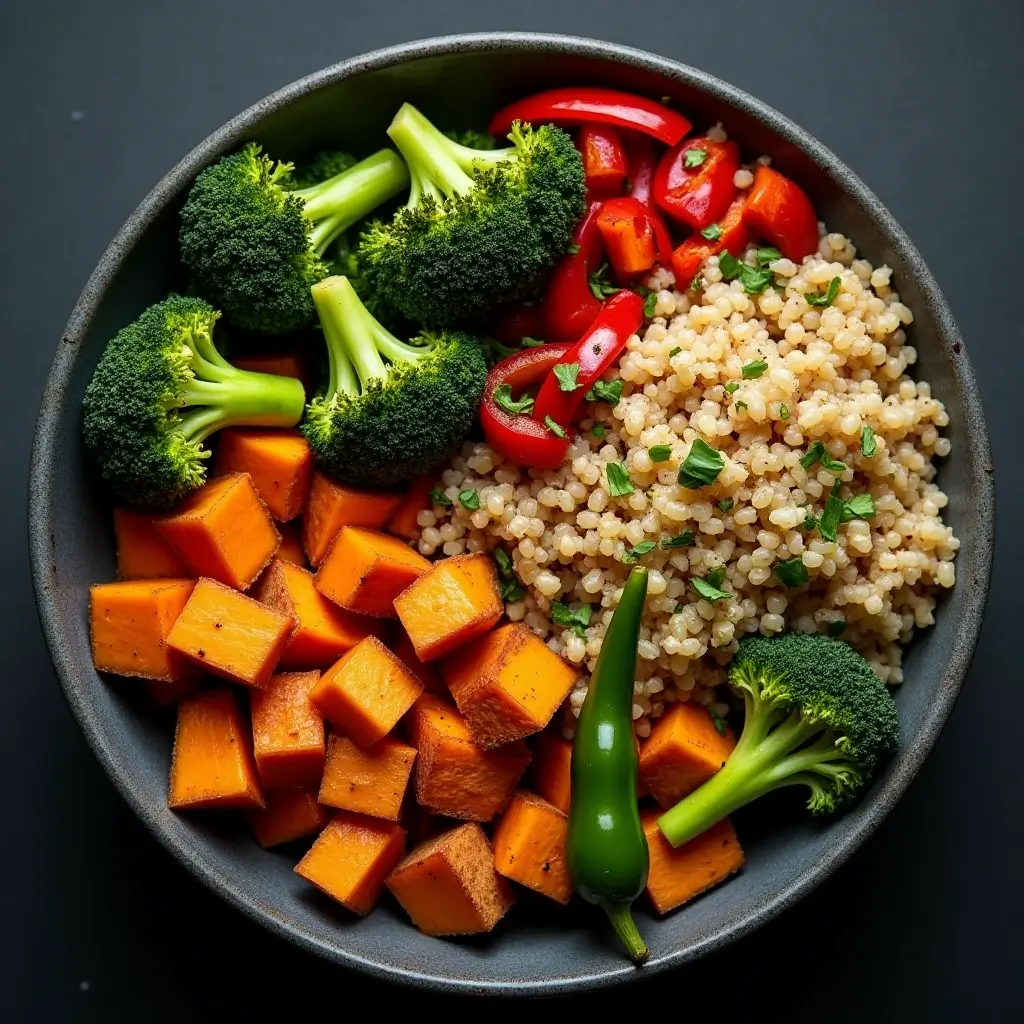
[657, 633, 900, 848]
[82, 296, 306, 508]
[284, 150, 358, 191]
[358, 103, 586, 326]
[179, 143, 408, 335]
[443, 128, 497, 150]
[302, 276, 487, 488]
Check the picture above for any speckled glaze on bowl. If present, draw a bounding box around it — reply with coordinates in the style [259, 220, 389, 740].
[29, 33, 994, 995]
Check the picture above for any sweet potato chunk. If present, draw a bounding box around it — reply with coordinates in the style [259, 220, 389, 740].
[295, 812, 406, 916]
[387, 823, 514, 936]
[492, 790, 572, 904]
[250, 671, 325, 790]
[113, 508, 191, 580]
[158, 473, 280, 591]
[639, 702, 736, 808]
[256, 559, 379, 670]
[530, 730, 572, 815]
[641, 811, 744, 913]
[394, 553, 503, 662]
[166, 577, 293, 688]
[309, 636, 423, 747]
[169, 690, 264, 810]
[248, 788, 330, 848]
[442, 623, 579, 749]
[215, 429, 313, 522]
[90, 579, 196, 681]
[385, 473, 436, 541]
[303, 474, 403, 567]
[316, 527, 430, 618]
[275, 521, 307, 567]
[409, 694, 530, 821]
[319, 734, 416, 822]
[388, 627, 445, 695]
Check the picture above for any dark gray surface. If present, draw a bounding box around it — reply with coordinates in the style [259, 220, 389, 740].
[2, 0, 1021, 1018]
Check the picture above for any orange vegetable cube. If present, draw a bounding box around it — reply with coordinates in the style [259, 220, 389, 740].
[316, 527, 430, 618]
[319, 734, 416, 822]
[409, 694, 530, 821]
[385, 473, 437, 541]
[492, 790, 572, 904]
[89, 579, 196, 681]
[641, 811, 745, 914]
[113, 508, 191, 580]
[256, 558, 379, 670]
[158, 473, 280, 591]
[215, 429, 313, 522]
[639, 702, 736, 808]
[386, 823, 514, 936]
[302, 473, 403, 567]
[442, 623, 579, 749]
[393, 553, 503, 662]
[309, 636, 423, 747]
[166, 577, 293, 688]
[275, 521, 307, 567]
[295, 812, 406, 916]
[530, 730, 573, 815]
[250, 671, 325, 790]
[248, 788, 331, 848]
[388, 627, 445, 695]
[168, 690, 265, 810]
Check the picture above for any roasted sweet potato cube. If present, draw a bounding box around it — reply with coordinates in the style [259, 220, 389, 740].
[295, 812, 406, 915]
[639, 702, 736, 808]
[158, 473, 280, 591]
[385, 473, 436, 541]
[303, 473, 403, 567]
[248, 788, 330, 848]
[113, 508, 191, 580]
[90, 579, 196, 682]
[492, 790, 572, 904]
[641, 811, 744, 914]
[388, 626, 445, 695]
[319, 734, 416, 822]
[215, 429, 313, 522]
[275, 521, 307, 567]
[249, 671, 325, 790]
[442, 623, 579, 749]
[530, 730, 573, 815]
[386, 823, 514, 936]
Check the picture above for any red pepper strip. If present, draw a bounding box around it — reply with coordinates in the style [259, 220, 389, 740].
[578, 124, 628, 198]
[743, 165, 820, 262]
[480, 343, 574, 470]
[623, 136, 676, 265]
[596, 197, 657, 278]
[533, 290, 645, 427]
[670, 193, 750, 286]
[490, 303, 545, 346]
[649, 208, 675, 266]
[654, 137, 741, 231]
[489, 88, 692, 147]
[543, 200, 605, 344]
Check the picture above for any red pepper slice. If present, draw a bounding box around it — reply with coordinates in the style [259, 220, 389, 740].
[533, 290, 645, 427]
[623, 136, 676, 266]
[490, 303, 545, 346]
[489, 88, 692, 147]
[596, 197, 657, 278]
[577, 124, 628, 198]
[480, 343, 574, 470]
[543, 200, 605, 344]
[670, 193, 750, 287]
[743, 165, 820, 262]
[654, 137, 741, 231]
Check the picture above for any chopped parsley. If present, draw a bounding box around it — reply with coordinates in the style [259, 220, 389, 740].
[701, 223, 722, 241]
[623, 540, 657, 564]
[818, 480, 845, 542]
[827, 619, 847, 637]
[591, 423, 606, 438]
[774, 557, 810, 587]
[499, 579, 525, 602]
[493, 548, 513, 577]
[669, 346, 681, 357]
[710, 711, 729, 737]
[706, 566, 727, 589]
[755, 246, 782, 266]
[801, 510, 818, 532]
[719, 249, 773, 294]
[690, 274, 704, 292]
[724, 381, 740, 395]
[567, 242, 581, 255]
[606, 462, 635, 497]
[678, 438, 725, 489]
[841, 493, 877, 523]
[717, 498, 734, 513]
[662, 530, 696, 549]
[429, 487, 452, 507]
[805, 275, 842, 307]
[552, 601, 592, 639]
[684, 148, 707, 168]
[860, 425, 877, 458]
[588, 262, 621, 300]
[736, 400, 748, 411]
[742, 359, 768, 379]
[649, 444, 673, 463]
[458, 489, 480, 511]
[585, 379, 624, 405]
[691, 575, 731, 602]
[553, 362, 582, 392]
[492, 383, 534, 416]
[521, 336, 546, 348]
[779, 403, 790, 420]
[544, 415, 567, 439]
[643, 292, 658, 318]
[800, 440, 847, 474]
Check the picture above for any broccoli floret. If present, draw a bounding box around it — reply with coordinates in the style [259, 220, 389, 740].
[179, 143, 409, 335]
[358, 103, 586, 326]
[285, 150, 358, 191]
[302, 276, 487, 488]
[443, 128, 497, 150]
[657, 633, 900, 847]
[82, 296, 306, 508]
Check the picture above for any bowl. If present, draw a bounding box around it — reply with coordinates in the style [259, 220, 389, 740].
[29, 32, 995, 995]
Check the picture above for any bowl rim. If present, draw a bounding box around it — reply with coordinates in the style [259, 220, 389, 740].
[29, 31, 995, 995]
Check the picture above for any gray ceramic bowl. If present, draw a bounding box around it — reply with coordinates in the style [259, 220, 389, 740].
[29, 32, 994, 995]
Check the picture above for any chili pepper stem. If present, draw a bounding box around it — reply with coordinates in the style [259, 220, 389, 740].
[602, 901, 649, 965]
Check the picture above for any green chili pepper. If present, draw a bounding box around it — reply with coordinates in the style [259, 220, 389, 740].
[567, 566, 650, 964]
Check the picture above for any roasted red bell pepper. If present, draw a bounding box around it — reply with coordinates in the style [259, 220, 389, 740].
[489, 87, 692, 147]
[596, 197, 657, 278]
[654, 136, 741, 231]
[533, 290, 645, 427]
[480, 343, 574, 469]
[670, 193, 750, 288]
[621, 135, 675, 265]
[743, 165, 820, 262]
[578, 124, 628, 198]
[490, 303, 545, 346]
[543, 200, 605, 344]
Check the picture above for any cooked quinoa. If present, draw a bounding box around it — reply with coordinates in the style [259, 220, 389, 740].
[415, 213, 958, 740]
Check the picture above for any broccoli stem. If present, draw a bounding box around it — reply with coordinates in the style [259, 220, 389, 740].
[387, 103, 477, 205]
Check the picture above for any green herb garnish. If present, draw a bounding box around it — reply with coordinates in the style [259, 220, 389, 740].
[710, 711, 728, 736]
[606, 462, 634, 497]
[678, 438, 725, 489]
[706, 566, 727, 589]
[623, 540, 657, 564]
[429, 487, 452, 507]
[521, 337, 546, 348]
[719, 250, 773, 294]
[755, 247, 782, 266]
[662, 530, 696, 549]
[552, 601, 592, 639]
[458, 489, 480, 511]
[701, 223, 722, 241]
[860, 425, 877, 457]
[690, 274, 704, 292]
[779, 403, 790, 420]
[774, 557, 810, 587]
[669, 346, 681, 357]
[544, 415, 567, 439]
[591, 423, 606, 438]
[643, 292, 658, 318]
[567, 243, 581, 255]
[684, 148, 707, 168]
[585, 379, 624, 405]
[818, 480, 844, 542]
[805, 276, 842, 307]
[691, 575, 731, 602]
[742, 359, 768, 379]
[492, 384, 535, 417]
[588, 262, 622, 300]
[493, 548, 513, 577]
[717, 498, 734, 513]
[841, 493, 877, 523]
[649, 445, 673, 463]
[801, 510, 818, 532]
[554, 362, 582, 392]
[736, 400, 748, 411]
[800, 440, 847, 473]
[724, 382, 740, 395]
[499, 579, 525, 602]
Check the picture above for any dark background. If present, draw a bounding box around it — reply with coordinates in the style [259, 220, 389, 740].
[2, 0, 1020, 1019]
